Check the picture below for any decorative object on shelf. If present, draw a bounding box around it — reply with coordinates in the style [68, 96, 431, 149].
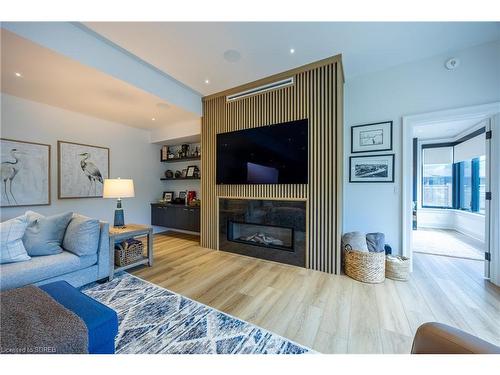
[161, 145, 167, 161]
[193, 146, 200, 157]
[186, 165, 197, 178]
[349, 154, 394, 183]
[179, 191, 187, 204]
[164, 170, 173, 179]
[181, 144, 190, 158]
[167, 147, 174, 159]
[1, 138, 51, 207]
[193, 167, 200, 178]
[181, 169, 187, 178]
[162, 191, 174, 203]
[103, 178, 135, 228]
[114, 238, 144, 267]
[351, 121, 392, 153]
[174, 170, 182, 179]
[189, 198, 201, 207]
[385, 255, 410, 281]
[187, 190, 197, 205]
[58, 140, 109, 199]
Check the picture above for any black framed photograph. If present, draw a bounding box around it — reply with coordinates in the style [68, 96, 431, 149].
[349, 154, 395, 183]
[351, 121, 392, 153]
[186, 165, 196, 177]
[163, 191, 174, 202]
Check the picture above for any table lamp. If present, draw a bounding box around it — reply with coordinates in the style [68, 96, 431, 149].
[103, 178, 135, 228]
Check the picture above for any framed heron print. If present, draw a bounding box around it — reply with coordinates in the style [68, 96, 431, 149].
[58, 141, 109, 199]
[351, 121, 393, 153]
[1, 138, 51, 207]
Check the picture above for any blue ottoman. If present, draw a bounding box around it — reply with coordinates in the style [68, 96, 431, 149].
[40, 281, 118, 354]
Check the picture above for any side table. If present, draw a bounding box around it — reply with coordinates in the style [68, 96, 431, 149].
[108, 224, 153, 281]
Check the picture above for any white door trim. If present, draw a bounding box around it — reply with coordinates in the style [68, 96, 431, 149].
[401, 102, 500, 277]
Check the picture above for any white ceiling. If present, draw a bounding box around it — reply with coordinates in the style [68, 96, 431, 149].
[413, 118, 486, 140]
[1, 29, 199, 131]
[84, 22, 500, 95]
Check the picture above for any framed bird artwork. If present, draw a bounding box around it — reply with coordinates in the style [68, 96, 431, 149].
[1, 138, 51, 207]
[58, 140, 109, 199]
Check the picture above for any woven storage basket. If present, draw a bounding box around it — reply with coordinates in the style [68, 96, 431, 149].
[115, 239, 144, 267]
[343, 246, 385, 283]
[385, 255, 410, 281]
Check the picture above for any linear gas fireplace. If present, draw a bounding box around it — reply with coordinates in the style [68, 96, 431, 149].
[227, 221, 294, 252]
[219, 198, 306, 267]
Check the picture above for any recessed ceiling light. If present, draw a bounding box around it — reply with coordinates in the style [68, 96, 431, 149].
[289, 48, 295, 54]
[15, 72, 22, 77]
[151, 117, 156, 121]
[204, 79, 210, 84]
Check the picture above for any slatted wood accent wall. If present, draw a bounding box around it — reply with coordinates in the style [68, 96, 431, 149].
[201, 55, 344, 273]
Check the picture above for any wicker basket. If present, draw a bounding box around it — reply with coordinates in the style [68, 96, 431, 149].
[385, 255, 410, 281]
[115, 238, 144, 267]
[343, 246, 385, 283]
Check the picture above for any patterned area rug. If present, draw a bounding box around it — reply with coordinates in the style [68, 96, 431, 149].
[81, 273, 313, 354]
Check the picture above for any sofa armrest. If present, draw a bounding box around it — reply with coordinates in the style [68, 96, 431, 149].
[96, 221, 110, 279]
[411, 322, 500, 354]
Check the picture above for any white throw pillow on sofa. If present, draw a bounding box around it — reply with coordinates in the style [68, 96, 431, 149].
[0, 215, 31, 264]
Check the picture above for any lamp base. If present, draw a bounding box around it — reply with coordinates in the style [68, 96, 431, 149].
[113, 199, 125, 228]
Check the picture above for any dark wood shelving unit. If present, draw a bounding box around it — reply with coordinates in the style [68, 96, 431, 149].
[160, 156, 201, 163]
[160, 177, 201, 181]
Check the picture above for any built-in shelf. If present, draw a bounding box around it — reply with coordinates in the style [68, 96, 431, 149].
[161, 156, 200, 163]
[160, 177, 201, 181]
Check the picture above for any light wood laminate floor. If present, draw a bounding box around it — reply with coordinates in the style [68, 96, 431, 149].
[413, 228, 484, 260]
[132, 231, 500, 353]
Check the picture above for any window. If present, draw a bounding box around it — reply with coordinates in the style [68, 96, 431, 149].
[459, 160, 472, 211]
[422, 164, 453, 207]
[456, 157, 484, 213]
[422, 147, 454, 208]
[479, 155, 486, 214]
[422, 143, 485, 213]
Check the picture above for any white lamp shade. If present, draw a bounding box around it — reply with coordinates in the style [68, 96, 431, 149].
[103, 179, 135, 198]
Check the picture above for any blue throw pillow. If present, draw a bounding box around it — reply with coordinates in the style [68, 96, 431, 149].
[22, 211, 73, 256]
[63, 214, 100, 257]
[0, 215, 31, 264]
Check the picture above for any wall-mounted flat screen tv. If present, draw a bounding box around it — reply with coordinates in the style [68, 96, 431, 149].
[216, 119, 308, 184]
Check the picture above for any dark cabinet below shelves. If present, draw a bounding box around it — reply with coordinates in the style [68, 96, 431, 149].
[151, 204, 200, 232]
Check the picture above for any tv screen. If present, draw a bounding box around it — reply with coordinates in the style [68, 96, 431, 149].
[216, 119, 308, 184]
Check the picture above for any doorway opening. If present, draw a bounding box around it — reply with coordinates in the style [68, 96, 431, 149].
[402, 103, 500, 284]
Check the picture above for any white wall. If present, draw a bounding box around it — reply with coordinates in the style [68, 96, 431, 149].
[0, 94, 165, 229]
[418, 209, 485, 242]
[344, 40, 500, 252]
[150, 119, 201, 144]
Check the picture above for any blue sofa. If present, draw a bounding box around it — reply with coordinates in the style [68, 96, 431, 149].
[0, 218, 110, 291]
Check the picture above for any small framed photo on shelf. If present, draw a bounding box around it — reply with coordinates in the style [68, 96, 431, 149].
[349, 154, 395, 183]
[186, 165, 197, 178]
[162, 191, 174, 202]
[351, 121, 392, 153]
